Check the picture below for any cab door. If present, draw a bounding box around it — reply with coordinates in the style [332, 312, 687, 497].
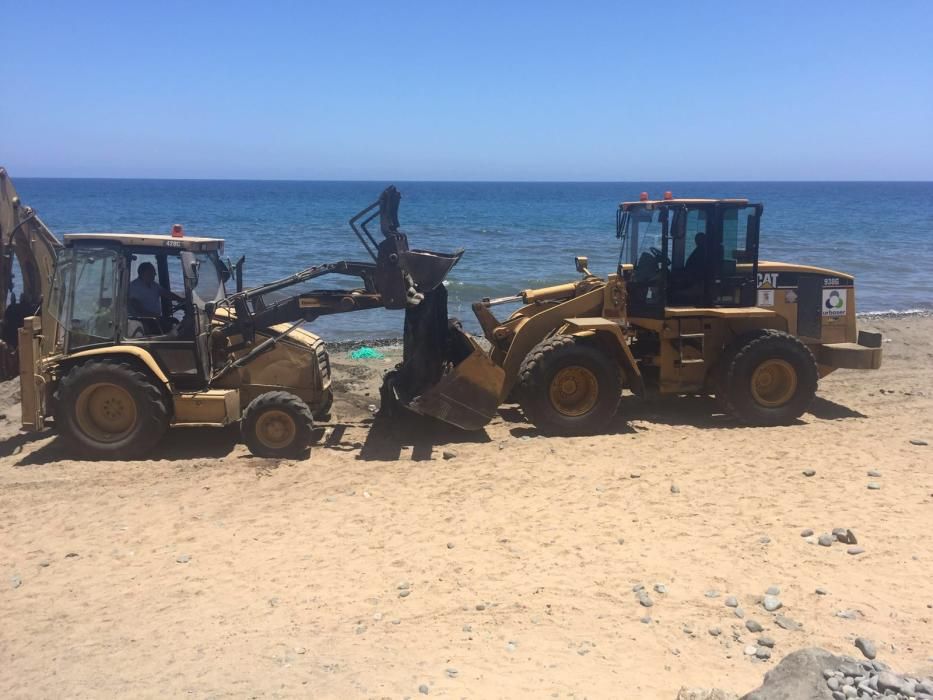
[710, 204, 761, 306]
[180, 251, 213, 385]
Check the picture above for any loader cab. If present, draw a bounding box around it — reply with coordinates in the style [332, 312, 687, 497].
[50, 233, 228, 390]
[617, 197, 761, 316]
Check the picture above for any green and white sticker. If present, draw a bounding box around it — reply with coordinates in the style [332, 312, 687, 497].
[822, 288, 846, 317]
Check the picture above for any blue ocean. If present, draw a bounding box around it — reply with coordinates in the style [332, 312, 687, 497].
[12, 179, 933, 339]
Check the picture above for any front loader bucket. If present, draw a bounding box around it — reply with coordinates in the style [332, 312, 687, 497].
[381, 285, 504, 431]
[407, 333, 505, 431]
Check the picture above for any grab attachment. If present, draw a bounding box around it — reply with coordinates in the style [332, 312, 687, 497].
[350, 186, 464, 308]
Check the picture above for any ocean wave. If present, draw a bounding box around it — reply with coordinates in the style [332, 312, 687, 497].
[857, 308, 932, 319]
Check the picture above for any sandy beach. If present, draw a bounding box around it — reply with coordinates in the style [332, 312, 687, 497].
[1, 314, 931, 699]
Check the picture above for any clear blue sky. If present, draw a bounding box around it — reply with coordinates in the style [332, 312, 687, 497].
[2, 0, 931, 180]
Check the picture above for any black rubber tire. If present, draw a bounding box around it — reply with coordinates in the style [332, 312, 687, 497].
[517, 334, 621, 436]
[712, 339, 743, 412]
[312, 389, 333, 422]
[241, 391, 314, 458]
[55, 360, 170, 459]
[723, 329, 818, 425]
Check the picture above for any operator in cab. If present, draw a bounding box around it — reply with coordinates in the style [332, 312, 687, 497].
[129, 262, 183, 317]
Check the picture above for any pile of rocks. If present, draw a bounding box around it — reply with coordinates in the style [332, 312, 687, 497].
[822, 657, 933, 699]
[740, 648, 933, 700]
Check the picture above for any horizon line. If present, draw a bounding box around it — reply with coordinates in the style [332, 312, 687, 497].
[9, 175, 933, 184]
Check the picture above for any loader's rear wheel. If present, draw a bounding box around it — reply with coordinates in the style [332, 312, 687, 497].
[56, 360, 169, 459]
[242, 391, 313, 458]
[723, 330, 818, 425]
[517, 334, 620, 436]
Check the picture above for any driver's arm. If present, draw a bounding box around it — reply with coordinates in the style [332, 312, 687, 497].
[157, 285, 185, 303]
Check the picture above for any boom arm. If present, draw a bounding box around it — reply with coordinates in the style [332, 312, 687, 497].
[210, 187, 463, 370]
[0, 168, 62, 374]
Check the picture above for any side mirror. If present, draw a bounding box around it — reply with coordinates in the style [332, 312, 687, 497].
[575, 256, 591, 275]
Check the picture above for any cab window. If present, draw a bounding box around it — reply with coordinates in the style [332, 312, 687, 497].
[51, 248, 118, 350]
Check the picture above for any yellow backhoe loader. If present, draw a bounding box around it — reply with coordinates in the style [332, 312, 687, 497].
[0, 169, 460, 458]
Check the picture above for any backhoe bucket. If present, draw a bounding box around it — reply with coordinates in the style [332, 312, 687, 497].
[400, 249, 464, 293]
[407, 331, 504, 431]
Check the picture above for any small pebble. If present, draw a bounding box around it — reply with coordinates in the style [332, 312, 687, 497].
[705, 589, 720, 598]
[475, 603, 485, 610]
[629, 472, 641, 479]
[854, 637, 877, 660]
[654, 583, 667, 594]
[445, 668, 458, 679]
[505, 641, 517, 652]
[847, 546, 865, 555]
[756, 646, 772, 660]
[762, 595, 782, 612]
[759, 536, 771, 544]
[355, 624, 367, 634]
[709, 627, 721, 636]
[818, 534, 834, 547]
[744, 645, 758, 656]
[802, 469, 816, 477]
[867, 482, 881, 490]
[176, 554, 191, 564]
[801, 528, 814, 537]
[867, 470, 881, 477]
[447, 542, 455, 549]
[774, 615, 802, 631]
[295, 646, 306, 654]
[670, 484, 680, 494]
[10, 575, 22, 589]
[637, 593, 654, 608]
[418, 684, 429, 694]
[462, 624, 472, 632]
[766, 586, 780, 596]
[725, 596, 739, 608]
[758, 636, 775, 648]
[845, 529, 858, 544]
[909, 439, 928, 446]
[632, 583, 645, 592]
[734, 607, 745, 618]
[442, 449, 457, 460]
[816, 587, 829, 595]
[746, 619, 763, 633]
[398, 581, 411, 590]
[399, 590, 411, 598]
[38, 560, 50, 568]
[617, 537, 625, 545]
[640, 616, 652, 624]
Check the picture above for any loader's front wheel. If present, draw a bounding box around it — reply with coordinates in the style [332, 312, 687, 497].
[242, 391, 314, 458]
[56, 360, 170, 459]
[517, 334, 620, 436]
[723, 330, 818, 425]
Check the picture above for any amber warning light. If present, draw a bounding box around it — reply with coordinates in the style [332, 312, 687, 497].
[171, 224, 184, 238]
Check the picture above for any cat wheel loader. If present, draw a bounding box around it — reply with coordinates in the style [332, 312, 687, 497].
[385, 192, 883, 434]
[0, 168, 461, 458]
